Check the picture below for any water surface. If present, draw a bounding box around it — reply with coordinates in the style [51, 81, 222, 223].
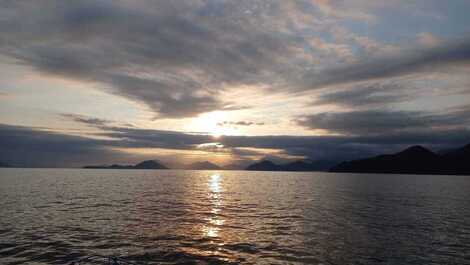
[1, 168, 469, 264]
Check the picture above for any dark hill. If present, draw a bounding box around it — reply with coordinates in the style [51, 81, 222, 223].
[108, 164, 134, 169]
[245, 160, 283, 171]
[444, 143, 470, 158]
[282, 161, 314, 171]
[84, 160, 168, 170]
[245, 160, 333, 172]
[222, 163, 244, 170]
[134, 160, 168, 169]
[331, 143, 470, 175]
[441, 143, 470, 174]
[283, 160, 335, 171]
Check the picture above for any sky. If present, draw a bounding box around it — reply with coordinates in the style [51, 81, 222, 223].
[1, 0, 470, 168]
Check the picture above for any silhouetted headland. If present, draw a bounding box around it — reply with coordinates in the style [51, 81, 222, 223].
[245, 160, 283, 171]
[245, 160, 333, 172]
[84, 160, 168, 170]
[331, 143, 470, 175]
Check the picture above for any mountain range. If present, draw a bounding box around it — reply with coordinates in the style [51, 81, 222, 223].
[330, 143, 470, 175]
[185, 161, 221, 170]
[11, 142, 470, 175]
[245, 160, 333, 172]
[84, 160, 168, 170]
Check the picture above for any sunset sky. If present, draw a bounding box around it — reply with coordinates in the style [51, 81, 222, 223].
[1, 0, 470, 167]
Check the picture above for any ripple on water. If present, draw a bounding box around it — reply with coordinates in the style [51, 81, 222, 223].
[1, 169, 470, 264]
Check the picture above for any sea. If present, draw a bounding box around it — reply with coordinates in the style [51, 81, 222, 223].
[0, 168, 469, 264]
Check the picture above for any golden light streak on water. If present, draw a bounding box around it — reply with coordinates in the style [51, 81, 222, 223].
[203, 173, 224, 238]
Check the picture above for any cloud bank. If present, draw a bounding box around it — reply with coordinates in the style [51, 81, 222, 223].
[2, 1, 468, 119]
[1, 1, 470, 167]
[2, 122, 469, 168]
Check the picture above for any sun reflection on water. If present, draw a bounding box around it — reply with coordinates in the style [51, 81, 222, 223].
[210, 174, 223, 192]
[203, 173, 224, 238]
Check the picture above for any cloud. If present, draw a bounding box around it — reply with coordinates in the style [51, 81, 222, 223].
[302, 37, 470, 89]
[309, 0, 377, 22]
[61, 113, 111, 126]
[297, 107, 470, 135]
[314, 82, 410, 107]
[217, 121, 265, 127]
[2, 0, 470, 164]
[1, 121, 470, 168]
[0, 92, 9, 99]
[1, 0, 469, 120]
[0, 0, 300, 118]
[104, 74, 228, 119]
[0, 123, 117, 167]
[307, 37, 354, 62]
[416, 32, 441, 47]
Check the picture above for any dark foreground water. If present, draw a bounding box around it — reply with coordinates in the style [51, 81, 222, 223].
[1, 169, 470, 265]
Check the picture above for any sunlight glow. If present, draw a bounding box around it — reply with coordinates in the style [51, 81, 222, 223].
[190, 111, 238, 138]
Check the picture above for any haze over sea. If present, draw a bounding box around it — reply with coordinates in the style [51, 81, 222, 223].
[1, 168, 469, 265]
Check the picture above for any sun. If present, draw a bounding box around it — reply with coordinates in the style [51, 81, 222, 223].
[190, 111, 237, 138]
[211, 131, 222, 139]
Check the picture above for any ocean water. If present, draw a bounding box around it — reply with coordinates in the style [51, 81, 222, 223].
[0, 169, 469, 265]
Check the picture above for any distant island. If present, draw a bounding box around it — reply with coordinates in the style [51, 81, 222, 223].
[245, 160, 333, 172]
[84, 160, 168, 170]
[63, 142, 470, 175]
[330, 143, 470, 175]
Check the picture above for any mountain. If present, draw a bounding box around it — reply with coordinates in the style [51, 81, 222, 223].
[108, 164, 134, 169]
[283, 160, 335, 171]
[84, 160, 168, 170]
[84, 164, 133, 169]
[223, 161, 254, 170]
[0, 161, 11, 168]
[222, 163, 243, 170]
[134, 160, 168, 169]
[244, 160, 331, 171]
[245, 160, 283, 171]
[186, 161, 221, 170]
[441, 143, 470, 174]
[330, 144, 470, 175]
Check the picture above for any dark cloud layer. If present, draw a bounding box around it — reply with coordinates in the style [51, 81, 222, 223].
[314, 82, 410, 107]
[1, 1, 470, 119]
[1, 1, 470, 168]
[0, 0, 297, 118]
[0, 124, 117, 167]
[61, 113, 111, 126]
[303, 38, 470, 89]
[297, 107, 470, 135]
[2, 122, 469, 168]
